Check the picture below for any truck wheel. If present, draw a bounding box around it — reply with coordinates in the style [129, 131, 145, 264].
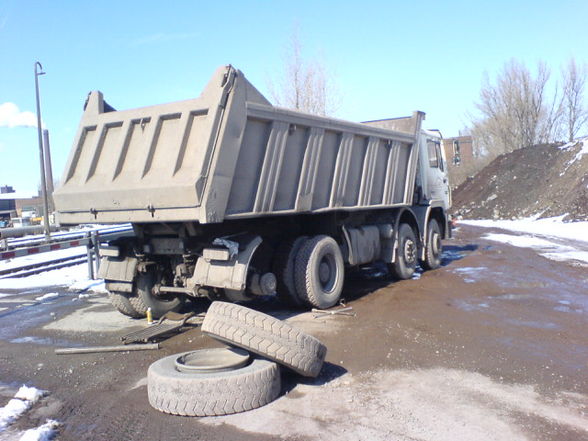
[421, 218, 442, 270]
[294, 235, 344, 310]
[132, 271, 184, 319]
[273, 236, 308, 307]
[202, 301, 326, 377]
[107, 290, 142, 318]
[148, 350, 281, 416]
[388, 223, 417, 280]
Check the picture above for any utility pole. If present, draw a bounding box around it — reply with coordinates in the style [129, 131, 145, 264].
[43, 129, 55, 212]
[34, 61, 51, 242]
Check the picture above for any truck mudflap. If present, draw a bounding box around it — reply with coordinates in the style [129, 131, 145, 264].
[98, 256, 138, 284]
[187, 234, 262, 292]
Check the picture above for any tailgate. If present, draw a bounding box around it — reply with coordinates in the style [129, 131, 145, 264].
[54, 66, 234, 223]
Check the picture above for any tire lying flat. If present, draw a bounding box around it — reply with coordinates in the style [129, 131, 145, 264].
[148, 351, 281, 416]
[202, 301, 327, 378]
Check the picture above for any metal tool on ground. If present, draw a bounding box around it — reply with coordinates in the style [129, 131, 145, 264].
[121, 311, 203, 344]
[55, 343, 159, 355]
[311, 306, 356, 318]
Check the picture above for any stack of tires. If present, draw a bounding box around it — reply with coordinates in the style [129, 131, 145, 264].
[148, 301, 327, 416]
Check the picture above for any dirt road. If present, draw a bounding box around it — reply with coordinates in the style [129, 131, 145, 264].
[1, 224, 587, 440]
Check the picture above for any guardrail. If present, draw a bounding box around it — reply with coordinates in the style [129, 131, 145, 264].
[0, 227, 134, 280]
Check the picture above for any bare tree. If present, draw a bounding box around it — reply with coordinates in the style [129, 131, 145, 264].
[561, 58, 588, 141]
[472, 59, 560, 155]
[269, 29, 339, 116]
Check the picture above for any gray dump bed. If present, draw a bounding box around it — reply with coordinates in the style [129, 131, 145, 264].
[54, 66, 423, 225]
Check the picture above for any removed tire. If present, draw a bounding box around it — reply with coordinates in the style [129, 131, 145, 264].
[294, 235, 344, 309]
[421, 218, 442, 270]
[273, 236, 308, 307]
[131, 271, 184, 319]
[107, 290, 142, 318]
[388, 223, 417, 280]
[202, 301, 326, 377]
[148, 349, 281, 416]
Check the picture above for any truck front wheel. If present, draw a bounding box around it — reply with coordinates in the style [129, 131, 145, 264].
[294, 235, 344, 309]
[388, 223, 417, 280]
[421, 218, 442, 270]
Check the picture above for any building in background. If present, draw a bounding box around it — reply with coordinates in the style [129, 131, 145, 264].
[0, 186, 17, 226]
[0, 186, 45, 227]
[441, 135, 476, 189]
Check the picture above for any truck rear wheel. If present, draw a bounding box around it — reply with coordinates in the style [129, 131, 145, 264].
[273, 236, 308, 307]
[107, 290, 142, 318]
[388, 223, 417, 280]
[133, 271, 185, 319]
[294, 235, 344, 309]
[421, 218, 442, 270]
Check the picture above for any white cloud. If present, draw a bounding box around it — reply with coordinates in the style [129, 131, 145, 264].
[0, 102, 38, 128]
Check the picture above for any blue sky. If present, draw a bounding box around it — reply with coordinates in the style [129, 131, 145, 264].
[1, 0, 586, 194]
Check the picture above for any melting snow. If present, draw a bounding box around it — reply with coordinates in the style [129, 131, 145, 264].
[0, 385, 46, 431]
[460, 217, 588, 243]
[35, 293, 59, 302]
[18, 419, 60, 441]
[482, 233, 588, 265]
[0, 264, 106, 293]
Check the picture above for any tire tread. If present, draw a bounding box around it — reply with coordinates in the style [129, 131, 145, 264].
[202, 302, 326, 377]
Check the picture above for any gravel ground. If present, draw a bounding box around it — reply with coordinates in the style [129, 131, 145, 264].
[0, 224, 587, 441]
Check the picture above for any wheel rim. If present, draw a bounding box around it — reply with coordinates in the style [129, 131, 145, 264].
[404, 238, 416, 264]
[318, 253, 337, 292]
[174, 348, 250, 373]
[431, 232, 441, 256]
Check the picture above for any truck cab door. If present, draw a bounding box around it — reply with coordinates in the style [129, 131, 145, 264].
[425, 139, 451, 209]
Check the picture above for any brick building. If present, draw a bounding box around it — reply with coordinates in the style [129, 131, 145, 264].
[441, 135, 477, 189]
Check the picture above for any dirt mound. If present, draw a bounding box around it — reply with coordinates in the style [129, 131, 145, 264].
[452, 138, 588, 221]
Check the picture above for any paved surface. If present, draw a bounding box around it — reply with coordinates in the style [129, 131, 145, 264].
[0, 224, 587, 440]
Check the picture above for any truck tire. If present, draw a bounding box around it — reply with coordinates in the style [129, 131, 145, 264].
[421, 218, 442, 270]
[202, 301, 326, 377]
[294, 235, 344, 310]
[148, 352, 281, 416]
[107, 291, 142, 318]
[388, 223, 417, 280]
[132, 271, 184, 319]
[273, 236, 308, 307]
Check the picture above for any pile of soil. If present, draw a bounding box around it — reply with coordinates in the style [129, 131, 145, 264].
[452, 139, 588, 221]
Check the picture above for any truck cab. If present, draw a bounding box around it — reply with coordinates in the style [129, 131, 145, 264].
[418, 130, 451, 210]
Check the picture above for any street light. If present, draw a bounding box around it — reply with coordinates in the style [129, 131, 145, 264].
[34, 61, 51, 242]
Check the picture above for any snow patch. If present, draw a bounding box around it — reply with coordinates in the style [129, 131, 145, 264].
[0, 386, 46, 431]
[483, 233, 558, 249]
[17, 419, 60, 441]
[35, 293, 59, 302]
[0, 264, 107, 294]
[0, 247, 86, 272]
[482, 233, 588, 265]
[460, 217, 588, 243]
[14, 386, 45, 403]
[556, 137, 588, 174]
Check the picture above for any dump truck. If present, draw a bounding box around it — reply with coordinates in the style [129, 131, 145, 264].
[54, 65, 451, 318]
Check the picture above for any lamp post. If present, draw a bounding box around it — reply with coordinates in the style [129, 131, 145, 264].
[34, 61, 51, 242]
